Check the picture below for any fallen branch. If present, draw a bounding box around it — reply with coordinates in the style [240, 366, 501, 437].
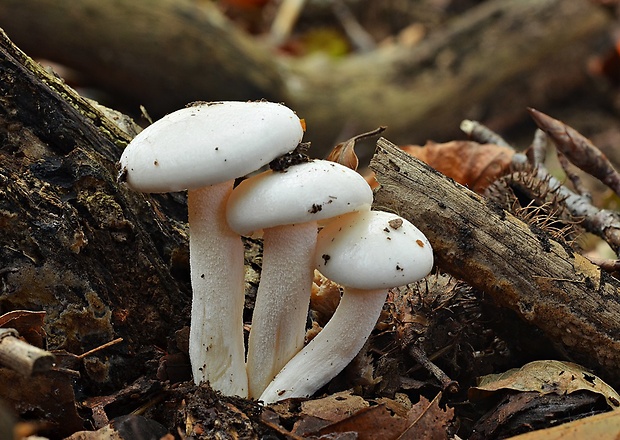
[0, 0, 609, 156]
[0, 329, 55, 376]
[370, 138, 620, 387]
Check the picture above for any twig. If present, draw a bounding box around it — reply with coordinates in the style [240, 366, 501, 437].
[269, 0, 306, 46]
[462, 119, 620, 254]
[556, 151, 591, 200]
[0, 329, 55, 376]
[77, 337, 123, 359]
[460, 119, 512, 148]
[408, 344, 459, 394]
[527, 128, 548, 167]
[332, 0, 376, 52]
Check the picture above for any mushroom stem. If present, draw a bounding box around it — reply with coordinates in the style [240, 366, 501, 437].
[247, 222, 317, 398]
[188, 182, 248, 397]
[259, 287, 386, 403]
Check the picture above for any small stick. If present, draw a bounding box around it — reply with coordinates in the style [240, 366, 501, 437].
[0, 329, 55, 376]
[528, 128, 548, 167]
[408, 344, 459, 394]
[556, 151, 592, 200]
[460, 119, 512, 148]
[269, 0, 306, 46]
[77, 337, 123, 359]
[332, 0, 376, 52]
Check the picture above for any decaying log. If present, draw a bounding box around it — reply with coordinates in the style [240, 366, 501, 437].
[0, 0, 609, 157]
[0, 29, 191, 391]
[370, 138, 620, 387]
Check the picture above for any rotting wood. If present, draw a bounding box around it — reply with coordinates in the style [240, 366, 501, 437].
[370, 137, 620, 388]
[0, 29, 192, 393]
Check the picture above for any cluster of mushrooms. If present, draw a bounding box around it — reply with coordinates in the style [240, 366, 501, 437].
[118, 101, 434, 403]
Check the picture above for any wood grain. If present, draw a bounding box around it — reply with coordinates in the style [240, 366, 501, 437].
[370, 137, 620, 387]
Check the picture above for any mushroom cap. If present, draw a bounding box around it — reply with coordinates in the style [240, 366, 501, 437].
[315, 210, 433, 290]
[226, 160, 373, 235]
[118, 101, 304, 193]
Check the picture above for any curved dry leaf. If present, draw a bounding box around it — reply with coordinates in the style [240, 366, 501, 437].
[503, 410, 620, 440]
[300, 390, 369, 423]
[0, 310, 47, 348]
[400, 140, 515, 193]
[327, 127, 387, 171]
[470, 360, 620, 410]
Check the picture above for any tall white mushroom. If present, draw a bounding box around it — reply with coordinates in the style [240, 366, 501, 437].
[226, 159, 373, 398]
[117, 101, 304, 397]
[259, 210, 433, 403]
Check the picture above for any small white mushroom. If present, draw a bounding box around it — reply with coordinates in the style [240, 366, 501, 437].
[118, 101, 304, 397]
[226, 159, 373, 398]
[259, 210, 433, 403]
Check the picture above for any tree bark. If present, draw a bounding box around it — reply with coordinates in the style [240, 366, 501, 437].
[0, 0, 609, 158]
[0, 29, 191, 391]
[370, 137, 620, 388]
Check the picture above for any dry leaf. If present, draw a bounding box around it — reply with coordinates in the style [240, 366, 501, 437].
[0, 310, 47, 347]
[294, 391, 452, 440]
[398, 393, 454, 440]
[0, 368, 84, 438]
[503, 410, 620, 440]
[317, 404, 409, 440]
[327, 127, 386, 171]
[399, 140, 514, 193]
[470, 360, 620, 410]
[310, 270, 342, 327]
[301, 390, 370, 422]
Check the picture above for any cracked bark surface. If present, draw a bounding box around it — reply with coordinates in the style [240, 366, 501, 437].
[371, 137, 620, 388]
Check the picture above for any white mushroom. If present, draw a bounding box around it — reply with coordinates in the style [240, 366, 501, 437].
[226, 159, 373, 398]
[118, 101, 304, 397]
[259, 210, 433, 403]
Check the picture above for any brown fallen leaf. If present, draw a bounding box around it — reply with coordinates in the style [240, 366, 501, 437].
[326, 126, 387, 171]
[300, 390, 369, 422]
[0, 368, 84, 438]
[470, 360, 620, 410]
[316, 404, 409, 440]
[365, 140, 514, 193]
[294, 391, 453, 440]
[0, 310, 47, 347]
[503, 409, 620, 440]
[398, 393, 454, 440]
[402, 141, 515, 193]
